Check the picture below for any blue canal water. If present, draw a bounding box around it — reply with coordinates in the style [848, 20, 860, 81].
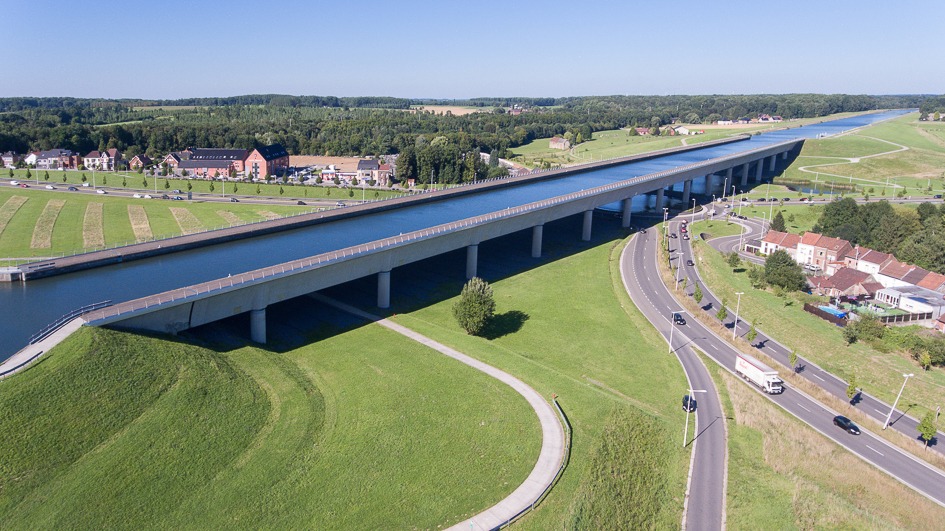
[0, 110, 910, 361]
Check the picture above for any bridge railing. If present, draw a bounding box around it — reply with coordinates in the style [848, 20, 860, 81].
[83, 139, 801, 322]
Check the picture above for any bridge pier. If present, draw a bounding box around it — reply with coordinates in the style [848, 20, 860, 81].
[768, 155, 776, 173]
[250, 307, 266, 344]
[704, 174, 712, 195]
[377, 270, 391, 309]
[582, 210, 593, 241]
[782, 150, 789, 161]
[655, 188, 665, 210]
[682, 179, 692, 206]
[621, 198, 632, 228]
[740, 163, 749, 187]
[466, 244, 478, 279]
[754, 159, 763, 182]
[531, 224, 543, 258]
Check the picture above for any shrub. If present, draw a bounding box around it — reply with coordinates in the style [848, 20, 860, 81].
[452, 277, 496, 335]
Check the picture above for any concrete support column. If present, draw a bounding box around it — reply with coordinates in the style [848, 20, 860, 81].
[377, 270, 391, 309]
[739, 163, 748, 187]
[621, 198, 633, 228]
[682, 179, 692, 206]
[582, 210, 593, 241]
[781, 150, 789, 161]
[754, 159, 763, 182]
[768, 155, 776, 172]
[465, 244, 478, 280]
[250, 308, 267, 344]
[704, 174, 712, 194]
[531, 224, 543, 258]
[655, 188, 665, 210]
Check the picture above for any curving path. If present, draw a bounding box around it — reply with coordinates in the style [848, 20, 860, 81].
[308, 293, 566, 530]
[620, 229, 727, 530]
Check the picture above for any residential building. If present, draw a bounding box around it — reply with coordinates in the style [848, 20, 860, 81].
[795, 232, 852, 270]
[23, 152, 39, 166]
[875, 286, 945, 320]
[759, 230, 800, 259]
[918, 271, 945, 294]
[245, 144, 289, 179]
[128, 154, 152, 170]
[2, 151, 20, 168]
[809, 267, 877, 298]
[844, 246, 892, 276]
[36, 149, 79, 170]
[876, 259, 919, 288]
[82, 148, 121, 171]
[549, 137, 571, 150]
[180, 148, 247, 178]
[934, 315, 945, 333]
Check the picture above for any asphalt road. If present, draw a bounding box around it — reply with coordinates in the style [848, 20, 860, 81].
[652, 217, 945, 507]
[620, 231, 726, 531]
[698, 216, 945, 450]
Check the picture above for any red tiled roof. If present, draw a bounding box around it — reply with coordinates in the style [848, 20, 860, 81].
[859, 249, 891, 265]
[762, 230, 789, 244]
[879, 259, 913, 280]
[918, 271, 945, 291]
[763, 230, 800, 249]
[800, 232, 821, 246]
[902, 266, 931, 286]
[84, 150, 101, 158]
[861, 282, 884, 295]
[828, 267, 871, 291]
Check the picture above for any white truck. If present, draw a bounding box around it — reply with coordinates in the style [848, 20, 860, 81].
[735, 353, 784, 394]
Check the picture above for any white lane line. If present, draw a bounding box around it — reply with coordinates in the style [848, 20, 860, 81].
[796, 403, 811, 413]
[711, 344, 719, 351]
[813, 374, 826, 382]
[874, 408, 886, 415]
[865, 445, 885, 457]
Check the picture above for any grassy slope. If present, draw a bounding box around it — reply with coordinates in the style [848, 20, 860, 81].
[391, 234, 690, 527]
[691, 236, 945, 418]
[0, 322, 541, 528]
[704, 353, 945, 528]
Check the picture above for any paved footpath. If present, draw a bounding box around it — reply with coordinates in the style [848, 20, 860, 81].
[309, 294, 566, 530]
[0, 317, 86, 378]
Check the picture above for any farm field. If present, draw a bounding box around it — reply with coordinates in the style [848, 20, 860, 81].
[703, 352, 945, 528]
[409, 105, 488, 116]
[0, 187, 309, 263]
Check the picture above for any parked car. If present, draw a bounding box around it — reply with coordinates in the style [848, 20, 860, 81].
[67, 186, 78, 191]
[833, 415, 860, 435]
[682, 395, 697, 412]
[673, 312, 686, 325]
[45, 185, 55, 190]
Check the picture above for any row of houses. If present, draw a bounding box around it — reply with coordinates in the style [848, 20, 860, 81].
[759, 230, 945, 323]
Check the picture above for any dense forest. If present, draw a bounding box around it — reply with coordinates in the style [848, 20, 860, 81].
[0, 93, 937, 184]
[813, 198, 945, 274]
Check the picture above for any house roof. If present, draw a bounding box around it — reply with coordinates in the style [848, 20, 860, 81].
[858, 248, 891, 266]
[189, 148, 247, 161]
[38, 149, 72, 159]
[814, 235, 851, 255]
[902, 266, 931, 286]
[105, 148, 120, 158]
[861, 282, 884, 295]
[918, 271, 945, 292]
[378, 163, 391, 171]
[252, 144, 288, 161]
[879, 259, 915, 280]
[131, 154, 152, 164]
[84, 150, 101, 158]
[179, 160, 233, 170]
[828, 267, 872, 291]
[762, 230, 800, 250]
[357, 159, 380, 171]
[799, 232, 821, 246]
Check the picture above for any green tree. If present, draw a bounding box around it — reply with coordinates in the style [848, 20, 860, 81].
[452, 277, 496, 336]
[693, 282, 703, 304]
[61, 173, 67, 183]
[770, 210, 786, 232]
[43, 171, 49, 182]
[164, 178, 170, 190]
[348, 189, 354, 198]
[716, 299, 728, 323]
[846, 374, 857, 400]
[81, 173, 87, 183]
[279, 186, 285, 196]
[789, 349, 798, 372]
[209, 181, 215, 193]
[746, 321, 758, 344]
[726, 251, 741, 271]
[352, 177, 359, 186]
[26, 169, 31, 180]
[7, 168, 13, 179]
[232, 182, 238, 194]
[917, 412, 937, 448]
[764, 250, 806, 291]
[187, 181, 192, 191]
[142, 177, 148, 188]
[255, 183, 261, 195]
[102, 175, 106, 185]
[122, 176, 127, 187]
[919, 351, 933, 371]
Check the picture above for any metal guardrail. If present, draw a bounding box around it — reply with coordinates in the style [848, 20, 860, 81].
[29, 300, 111, 344]
[0, 351, 43, 379]
[83, 139, 801, 323]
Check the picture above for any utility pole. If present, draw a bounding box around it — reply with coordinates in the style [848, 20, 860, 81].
[732, 292, 744, 340]
[883, 373, 914, 430]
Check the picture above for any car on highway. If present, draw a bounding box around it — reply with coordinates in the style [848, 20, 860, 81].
[670, 232, 677, 238]
[935, 194, 943, 199]
[82, 182, 90, 187]
[230, 197, 239, 202]
[833, 415, 860, 435]
[161, 194, 169, 199]
[19, 183, 29, 188]
[174, 196, 183, 200]
[172, 189, 182, 193]
[687, 259, 694, 266]
[782, 197, 791, 201]
[67, 186, 78, 191]
[133, 193, 142, 198]
[682, 395, 697, 412]
[9, 180, 19, 185]
[683, 234, 690, 240]
[336, 201, 346, 207]
[143, 194, 152, 199]
[96, 189, 107, 194]
[297, 200, 306, 205]
[673, 312, 686, 325]
[45, 185, 55, 189]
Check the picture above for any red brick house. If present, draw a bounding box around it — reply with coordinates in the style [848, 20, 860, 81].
[129, 154, 152, 169]
[759, 230, 800, 259]
[245, 144, 289, 180]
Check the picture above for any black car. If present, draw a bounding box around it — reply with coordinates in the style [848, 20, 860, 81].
[67, 186, 78, 191]
[297, 200, 306, 205]
[686, 259, 694, 266]
[833, 415, 860, 435]
[673, 312, 686, 325]
[783, 197, 791, 201]
[230, 197, 240, 202]
[682, 395, 697, 412]
[670, 233, 677, 238]
[935, 194, 943, 199]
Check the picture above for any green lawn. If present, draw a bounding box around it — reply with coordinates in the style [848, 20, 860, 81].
[0, 187, 309, 262]
[691, 236, 945, 419]
[702, 352, 945, 528]
[0, 321, 540, 528]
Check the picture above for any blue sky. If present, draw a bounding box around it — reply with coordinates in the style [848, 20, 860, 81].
[4, 0, 943, 99]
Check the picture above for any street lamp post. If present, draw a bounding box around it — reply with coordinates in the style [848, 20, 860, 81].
[732, 291, 744, 340]
[883, 373, 914, 430]
[730, 185, 736, 211]
[668, 309, 686, 354]
[663, 207, 669, 246]
[683, 389, 707, 447]
[691, 197, 696, 215]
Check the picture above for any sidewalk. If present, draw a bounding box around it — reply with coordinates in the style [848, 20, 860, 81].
[0, 317, 85, 379]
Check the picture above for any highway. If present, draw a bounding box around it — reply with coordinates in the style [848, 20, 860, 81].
[633, 216, 945, 507]
[698, 215, 945, 452]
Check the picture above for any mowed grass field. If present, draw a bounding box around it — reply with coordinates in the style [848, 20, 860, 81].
[691, 235, 945, 421]
[781, 112, 945, 196]
[0, 187, 309, 262]
[703, 353, 945, 528]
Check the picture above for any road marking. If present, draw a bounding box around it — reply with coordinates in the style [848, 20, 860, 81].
[865, 445, 885, 457]
[813, 374, 826, 382]
[796, 403, 811, 413]
[874, 408, 886, 415]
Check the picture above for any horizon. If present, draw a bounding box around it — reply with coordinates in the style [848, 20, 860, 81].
[4, 0, 944, 99]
